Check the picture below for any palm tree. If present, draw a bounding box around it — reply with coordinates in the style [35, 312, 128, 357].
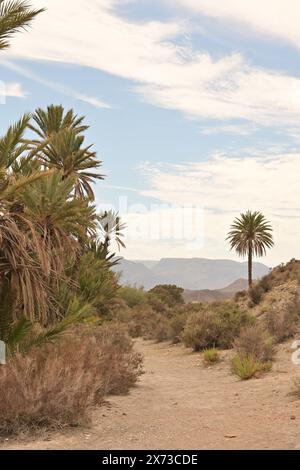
[0, 0, 44, 51]
[227, 211, 274, 287]
[89, 210, 126, 267]
[30, 107, 104, 200]
[29, 105, 89, 139]
[21, 172, 98, 275]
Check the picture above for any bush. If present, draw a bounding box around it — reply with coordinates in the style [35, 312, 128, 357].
[181, 303, 254, 351]
[234, 325, 275, 362]
[203, 348, 220, 365]
[214, 303, 255, 349]
[249, 284, 265, 305]
[118, 286, 148, 308]
[181, 310, 219, 351]
[231, 354, 272, 380]
[168, 312, 188, 344]
[234, 290, 247, 301]
[0, 323, 143, 436]
[151, 315, 170, 342]
[264, 303, 300, 343]
[148, 285, 184, 308]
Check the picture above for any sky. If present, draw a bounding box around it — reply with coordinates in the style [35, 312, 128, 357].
[1, 0, 300, 266]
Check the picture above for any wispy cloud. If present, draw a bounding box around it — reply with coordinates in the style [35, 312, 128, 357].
[4, 0, 300, 131]
[1, 60, 111, 109]
[173, 0, 300, 49]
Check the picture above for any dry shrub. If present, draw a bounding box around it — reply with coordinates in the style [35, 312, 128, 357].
[181, 303, 254, 351]
[0, 322, 143, 436]
[181, 310, 219, 351]
[90, 322, 144, 396]
[168, 312, 188, 344]
[264, 302, 300, 343]
[248, 284, 265, 306]
[234, 324, 275, 362]
[151, 315, 170, 342]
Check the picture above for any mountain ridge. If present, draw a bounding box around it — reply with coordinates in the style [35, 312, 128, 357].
[114, 257, 269, 290]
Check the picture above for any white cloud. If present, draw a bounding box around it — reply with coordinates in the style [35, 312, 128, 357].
[131, 153, 300, 264]
[1, 60, 110, 109]
[4, 81, 27, 98]
[173, 0, 300, 49]
[4, 0, 300, 129]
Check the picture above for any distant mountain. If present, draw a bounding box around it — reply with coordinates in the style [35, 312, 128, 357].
[183, 278, 249, 303]
[114, 258, 269, 290]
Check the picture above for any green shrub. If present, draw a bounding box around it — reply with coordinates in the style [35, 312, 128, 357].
[231, 354, 272, 380]
[203, 348, 220, 365]
[146, 292, 169, 313]
[234, 324, 275, 362]
[148, 284, 184, 308]
[214, 303, 255, 349]
[118, 286, 148, 308]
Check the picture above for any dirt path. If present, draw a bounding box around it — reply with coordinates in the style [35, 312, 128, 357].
[2, 340, 300, 450]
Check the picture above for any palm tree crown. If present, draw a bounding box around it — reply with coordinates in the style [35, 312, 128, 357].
[227, 210, 274, 286]
[0, 0, 44, 51]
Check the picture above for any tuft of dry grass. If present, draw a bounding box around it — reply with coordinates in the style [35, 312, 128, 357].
[0, 323, 143, 436]
[203, 348, 220, 365]
[231, 354, 272, 381]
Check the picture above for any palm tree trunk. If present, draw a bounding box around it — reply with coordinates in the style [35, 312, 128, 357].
[248, 245, 253, 287]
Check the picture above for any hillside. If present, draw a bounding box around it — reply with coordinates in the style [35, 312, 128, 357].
[115, 258, 269, 290]
[183, 278, 248, 303]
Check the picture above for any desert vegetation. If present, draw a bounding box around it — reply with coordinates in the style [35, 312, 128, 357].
[116, 259, 300, 387]
[0, 3, 143, 437]
[1, 1, 300, 448]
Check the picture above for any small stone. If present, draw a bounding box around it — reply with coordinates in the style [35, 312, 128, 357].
[290, 416, 296, 420]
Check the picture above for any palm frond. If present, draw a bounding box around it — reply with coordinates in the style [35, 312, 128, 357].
[0, 0, 44, 51]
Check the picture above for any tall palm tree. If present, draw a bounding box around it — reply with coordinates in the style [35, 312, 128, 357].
[0, 0, 44, 51]
[227, 211, 274, 287]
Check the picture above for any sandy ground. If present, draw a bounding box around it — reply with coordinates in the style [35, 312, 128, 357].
[1, 339, 300, 450]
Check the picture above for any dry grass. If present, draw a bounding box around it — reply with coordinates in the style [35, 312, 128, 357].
[234, 324, 275, 362]
[264, 303, 300, 343]
[202, 348, 220, 365]
[0, 323, 143, 436]
[231, 354, 272, 381]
